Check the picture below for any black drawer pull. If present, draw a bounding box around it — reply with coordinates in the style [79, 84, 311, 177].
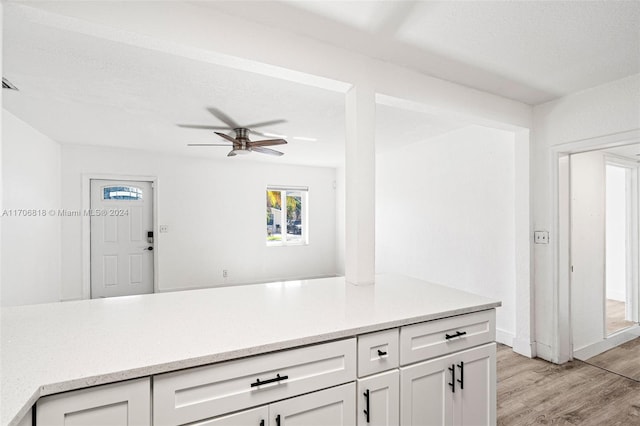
[448, 364, 455, 393]
[457, 361, 464, 390]
[445, 330, 467, 340]
[363, 389, 370, 423]
[251, 373, 288, 388]
[260, 420, 265, 426]
[377, 349, 387, 357]
[275, 414, 281, 426]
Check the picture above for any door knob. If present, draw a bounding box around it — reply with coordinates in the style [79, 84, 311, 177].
[146, 246, 153, 251]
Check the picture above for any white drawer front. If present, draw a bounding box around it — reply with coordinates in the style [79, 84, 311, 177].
[153, 338, 356, 426]
[400, 310, 495, 365]
[357, 329, 399, 377]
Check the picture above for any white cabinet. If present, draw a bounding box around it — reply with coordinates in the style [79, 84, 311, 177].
[357, 370, 399, 426]
[400, 343, 496, 426]
[188, 406, 268, 426]
[196, 383, 355, 426]
[400, 310, 495, 365]
[271, 383, 355, 426]
[36, 378, 150, 426]
[153, 339, 356, 425]
[357, 329, 399, 377]
[28, 309, 497, 426]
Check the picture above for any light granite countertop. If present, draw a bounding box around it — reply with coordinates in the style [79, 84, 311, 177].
[0, 274, 500, 426]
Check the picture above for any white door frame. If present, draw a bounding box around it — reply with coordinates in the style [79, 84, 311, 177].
[82, 174, 159, 299]
[552, 129, 640, 363]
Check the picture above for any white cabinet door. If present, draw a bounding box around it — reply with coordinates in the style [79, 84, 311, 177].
[270, 383, 356, 426]
[358, 370, 399, 426]
[190, 406, 268, 426]
[453, 344, 496, 426]
[36, 378, 150, 426]
[400, 355, 454, 426]
[400, 343, 496, 426]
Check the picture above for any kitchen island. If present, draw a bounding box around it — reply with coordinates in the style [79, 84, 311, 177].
[1, 274, 500, 426]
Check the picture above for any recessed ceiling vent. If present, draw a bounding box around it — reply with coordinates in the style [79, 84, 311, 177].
[2, 78, 18, 90]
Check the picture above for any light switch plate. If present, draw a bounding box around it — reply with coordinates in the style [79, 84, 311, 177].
[534, 231, 549, 244]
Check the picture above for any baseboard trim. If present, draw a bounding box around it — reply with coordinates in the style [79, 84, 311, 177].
[512, 337, 536, 358]
[573, 325, 640, 360]
[496, 328, 515, 347]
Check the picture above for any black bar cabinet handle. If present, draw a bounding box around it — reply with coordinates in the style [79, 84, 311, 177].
[363, 389, 370, 423]
[445, 330, 467, 340]
[251, 373, 288, 388]
[377, 349, 387, 356]
[275, 414, 281, 426]
[260, 420, 265, 426]
[457, 361, 464, 389]
[448, 364, 455, 393]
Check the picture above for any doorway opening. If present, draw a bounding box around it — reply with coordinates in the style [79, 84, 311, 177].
[564, 141, 640, 361]
[605, 162, 639, 335]
[89, 179, 155, 298]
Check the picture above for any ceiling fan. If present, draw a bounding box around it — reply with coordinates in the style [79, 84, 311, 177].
[178, 108, 288, 157]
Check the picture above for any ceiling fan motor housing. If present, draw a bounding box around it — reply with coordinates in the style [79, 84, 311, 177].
[234, 128, 250, 145]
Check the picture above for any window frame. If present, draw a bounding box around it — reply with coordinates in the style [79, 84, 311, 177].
[266, 186, 309, 246]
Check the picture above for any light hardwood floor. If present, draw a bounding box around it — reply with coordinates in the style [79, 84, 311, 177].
[497, 344, 640, 425]
[585, 338, 640, 381]
[607, 299, 635, 335]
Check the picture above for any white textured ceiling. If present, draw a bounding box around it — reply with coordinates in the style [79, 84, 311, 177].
[3, 8, 345, 167]
[3, 3, 471, 167]
[204, 0, 640, 105]
[5, 1, 636, 167]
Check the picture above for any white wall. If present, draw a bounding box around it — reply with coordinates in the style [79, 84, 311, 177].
[376, 125, 516, 344]
[606, 165, 627, 302]
[570, 151, 606, 351]
[1, 110, 61, 306]
[532, 73, 640, 361]
[60, 144, 338, 300]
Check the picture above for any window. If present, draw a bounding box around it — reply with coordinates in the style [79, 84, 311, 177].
[103, 186, 143, 200]
[266, 186, 308, 245]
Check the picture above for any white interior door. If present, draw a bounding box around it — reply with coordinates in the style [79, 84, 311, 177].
[90, 179, 154, 298]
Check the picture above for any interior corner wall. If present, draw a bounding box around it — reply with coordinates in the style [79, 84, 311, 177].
[1, 109, 61, 306]
[532, 73, 640, 362]
[375, 125, 517, 345]
[60, 145, 338, 300]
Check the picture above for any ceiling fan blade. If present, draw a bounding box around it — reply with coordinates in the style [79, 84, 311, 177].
[187, 143, 233, 146]
[251, 146, 284, 156]
[245, 119, 287, 129]
[178, 124, 232, 130]
[215, 132, 240, 144]
[248, 139, 288, 147]
[207, 108, 240, 128]
[227, 150, 237, 157]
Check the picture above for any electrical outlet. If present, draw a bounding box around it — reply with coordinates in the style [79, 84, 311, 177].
[159, 225, 169, 233]
[223, 270, 228, 278]
[534, 231, 549, 244]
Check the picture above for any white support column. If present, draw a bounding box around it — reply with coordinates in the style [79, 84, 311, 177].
[513, 129, 536, 358]
[345, 84, 376, 285]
